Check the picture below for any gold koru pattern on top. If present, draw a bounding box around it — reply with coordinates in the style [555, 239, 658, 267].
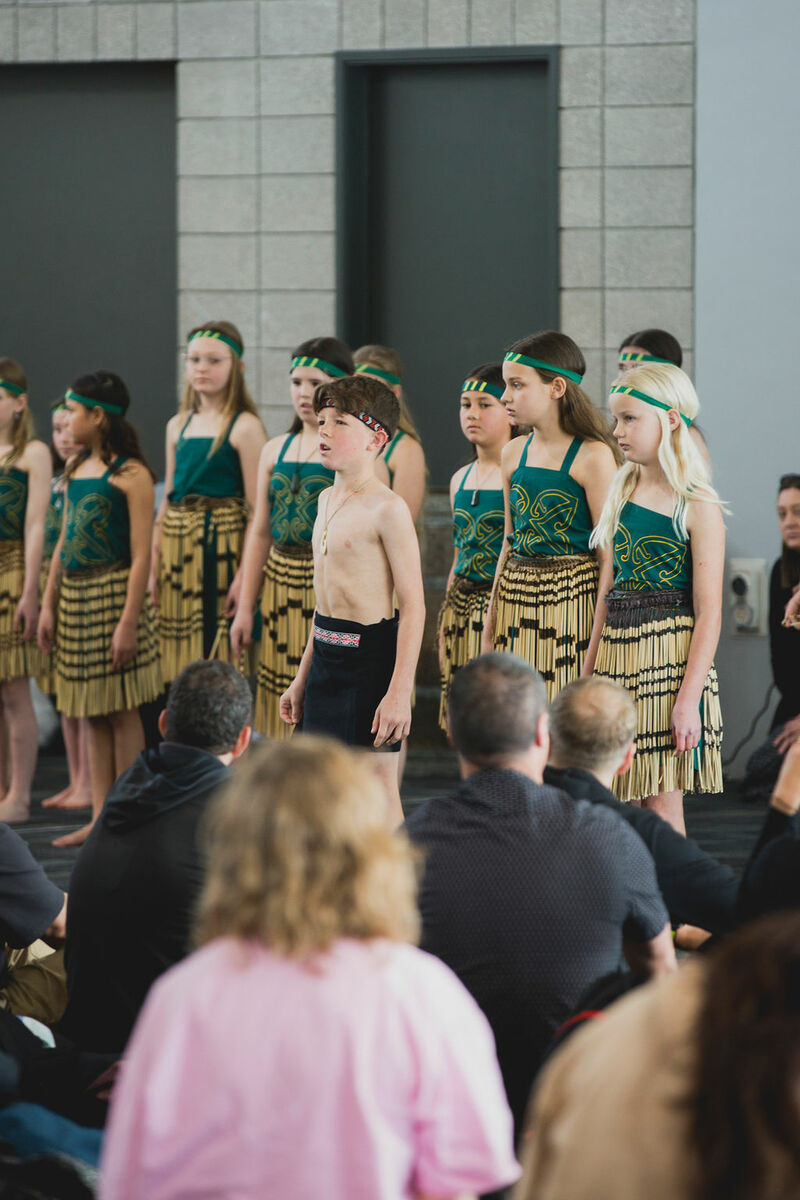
[0, 474, 26, 541]
[271, 467, 332, 544]
[66, 494, 114, 567]
[511, 484, 579, 555]
[615, 520, 688, 590]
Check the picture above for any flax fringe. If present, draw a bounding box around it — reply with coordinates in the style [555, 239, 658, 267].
[0, 541, 48, 683]
[256, 544, 315, 738]
[437, 575, 493, 731]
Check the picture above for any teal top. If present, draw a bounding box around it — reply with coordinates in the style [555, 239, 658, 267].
[43, 477, 65, 559]
[509, 436, 593, 557]
[613, 501, 691, 591]
[268, 432, 334, 547]
[382, 430, 406, 488]
[169, 413, 243, 502]
[452, 461, 505, 583]
[61, 460, 131, 572]
[0, 463, 27, 543]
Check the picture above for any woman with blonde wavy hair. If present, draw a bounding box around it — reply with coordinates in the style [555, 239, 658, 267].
[100, 737, 519, 1200]
[586, 362, 725, 834]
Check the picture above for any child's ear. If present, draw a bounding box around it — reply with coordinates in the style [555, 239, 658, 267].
[666, 409, 682, 432]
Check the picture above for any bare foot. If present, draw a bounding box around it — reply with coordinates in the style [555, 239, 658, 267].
[42, 784, 75, 808]
[52, 820, 96, 848]
[0, 795, 31, 824]
[42, 787, 92, 811]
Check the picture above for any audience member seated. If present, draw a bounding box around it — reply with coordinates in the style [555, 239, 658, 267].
[737, 737, 800, 922]
[100, 736, 520, 1200]
[516, 910, 800, 1200]
[403, 653, 675, 1140]
[546, 677, 739, 939]
[59, 660, 252, 1055]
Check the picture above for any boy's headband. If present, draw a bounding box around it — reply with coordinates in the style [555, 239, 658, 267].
[318, 397, 389, 437]
[619, 352, 673, 365]
[462, 378, 505, 400]
[291, 355, 348, 379]
[65, 388, 124, 416]
[504, 352, 583, 385]
[0, 380, 24, 396]
[609, 384, 692, 427]
[355, 362, 401, 387]
[188, 329, 242, 357]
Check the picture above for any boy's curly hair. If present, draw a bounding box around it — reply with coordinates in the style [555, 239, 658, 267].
[313, 374, 399, 442]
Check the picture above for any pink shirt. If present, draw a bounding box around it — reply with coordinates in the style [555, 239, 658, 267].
[100, 937, 520, 1200]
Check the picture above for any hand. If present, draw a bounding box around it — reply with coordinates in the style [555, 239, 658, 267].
[783, 584, 800, 627]
[110, 619, 138, 671]
[371, 688, 411, 748]
[773, 714, 800, 755]
[38, 602, 56, 654]
[14, 592, 38, 642]
[671, 693, 702, 755]
[771, 737, 800, 814]
[148, 570, 159, 612]
[225, 573, 242, 619]
[280, 680, 305, 726]
[229, 611, 253, 658]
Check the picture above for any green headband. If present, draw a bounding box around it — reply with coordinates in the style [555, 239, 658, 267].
[462, 378, 505, 400]
[609, 384, 692, 427]
[504, 352, 583, 385]
[65, 388, 124, 416]
[188, 329, 242, 357]
[0, 380, 24, 396]
[52, 402, 67, 413]
[291, 355, 348, 379]
[619, 352, 673, 366]
[355, 362, 401, 387]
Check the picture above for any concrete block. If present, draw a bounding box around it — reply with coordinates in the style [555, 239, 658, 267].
[514, 0, 557, 43]
[342, 0, 382, 48]
[56, 6, 95, 61]
[604, 167, 692, 226]
[560, 229, 602, 288]
[136, 4, 175, 60]
[470, 0, 513, 46]
[0, 10, 14, 63]
[256, 349, 295, 405]
[260, 291, 336, 347]
[427, 0, 469, 47]
[259, 175, 335, 232]
[178, 60, 257, 118]
[604, 348, 624, 386]
[261, 116, 335, 173]
[179, 234, 258, 291]
[177, 2, 256, 59]
[560, 168, 602, 228]
[97, 5, 135, 60]
[260, 1, 339, 56]
[259, 399, 295, 435]
[560, 0, 602, 45]
[605, 288, 693, 350]
[260, 56, 334, 115]
[578, 348, 606, 407]
[384, 0, 424, 47]
[605, 45, 694, 106]
[605, 107, 693, 167]
[178, 119, 258, 176]
[560, 107, 602, 167]
[178, 291, 259, 349]
[18, 7, 55, 61]
[605, 229, 692, 288]
[261, 233, 335, 291]
[560, 289, 603, 348]
[605, 0, 694, 45]
[178, 177, 258, 233]
[560, 47, 602, 106]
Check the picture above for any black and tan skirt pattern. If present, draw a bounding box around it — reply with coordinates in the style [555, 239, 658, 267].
[493, 552, 599, 700]
[0, 541, 48, 682]
[157, 498, 248, 682]
[438, 574, 493, 730]
[55, 563, 162, 718]
[256, 543, 315, 738]
[594, 587, 723, 802]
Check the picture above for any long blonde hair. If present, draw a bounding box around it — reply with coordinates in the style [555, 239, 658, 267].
[179, 320, 259, 455]
[591, 363, 723, 547]
[0, 358, 34, 464]
[354, 344, 422, 443]
[195, 737, 420, 957]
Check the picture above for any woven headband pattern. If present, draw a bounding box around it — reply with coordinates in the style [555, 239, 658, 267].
[462, 378, 505, 400]
[355, 363, 401, 387]
[291, 355, 348, 379]
[619, 352, 673, 365]
[504, 352, 583, 385]
[65, 388, 124, 416]
[609, 384, 692, 427]
[188, 329, 242, 357]
[318, 397, 389, 437]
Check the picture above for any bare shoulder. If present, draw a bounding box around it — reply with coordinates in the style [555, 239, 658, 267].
[19, 439, 51, 473]
[501, 434, 527, 474]
[111, 459, 153, 492]
[572, 437, 617, 480]
[263, 432, 291, 465]
[374, 483, 415, 530]
[396, 434, 426, 466]
[686, 496, 725, 537]
[165, 413, 182, 438]
[450, 463, 471, 496]
[230, 411, 266, 446]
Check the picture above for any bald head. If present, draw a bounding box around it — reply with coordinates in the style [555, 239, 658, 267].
[548, 678, 637, 776]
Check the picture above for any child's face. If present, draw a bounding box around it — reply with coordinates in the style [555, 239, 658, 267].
[618, 343, 648, 373]
[609, 393, 664, 465]
[290, 367, 331, 425]
[317, 406, 382, 469]
[52, 408, 79, 462]
[501, 360, 556, 427]
[184, 337, 234, 401]
[778, 488, 800, 552]
[459, 390, 512, 448]
[64, 397, 98, 447]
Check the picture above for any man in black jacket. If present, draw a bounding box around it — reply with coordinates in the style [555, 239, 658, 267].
[59, 660, 252, 1054]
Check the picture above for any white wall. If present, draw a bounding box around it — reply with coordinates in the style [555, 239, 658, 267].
[696, 0, 800, 773]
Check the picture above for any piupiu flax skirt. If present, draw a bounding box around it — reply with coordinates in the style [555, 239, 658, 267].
[593, 587, 723, 802]
[493, 552, 599, 700]
[55, 563, 162, 718]
[438, 575, 493, 730]
[256, 543, 315, 738]
[0, 541, 47, 682]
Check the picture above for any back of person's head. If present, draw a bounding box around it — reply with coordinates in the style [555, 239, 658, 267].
[292, 336, 354, 379]
[195, 736, 419, 955]
[548, 678, 636, 774]
[164, 660, 252, 754]
[690, 912, 800, 1200]
[313, 373, 399, 444]
[618, 328, 683, 368]
[448, 652, 547, 767]
[0, 357, 34, 461]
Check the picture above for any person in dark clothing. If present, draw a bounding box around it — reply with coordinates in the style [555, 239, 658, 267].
[0, 826, 66, 1025]
[59, 660, 252, 1054]
[737, 737, 800, 922]
[546, 677, 739, 939]
[404, 653, 674, 1142]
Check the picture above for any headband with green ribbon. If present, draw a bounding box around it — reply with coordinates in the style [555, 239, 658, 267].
[291, 355, 348, 379]
[65, 388, 124, 416]
[462, 378, 505, 400]
[503, 352, 583, 385]
[188, 329, 242, 357]
[0, 380, 24, 396]
[355, 362, 401, 387]
[51, 402, 67, 413]
[619, 352, 673, 366]
[609, 384, 692, 427]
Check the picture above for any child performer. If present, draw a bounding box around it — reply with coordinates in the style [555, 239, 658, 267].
[151, 322, 265, 682]
[438, 363, 512, 729]
[39, 371, 162, 846]
[279, 375, 425, 826]
[588, 363, 725, 834]
[0, 360, 50, 822]
[482, 331, 620, 698]
[618, 327, 711, 467]
[354, 345, 427, 522]
[230, 337, 354, 737]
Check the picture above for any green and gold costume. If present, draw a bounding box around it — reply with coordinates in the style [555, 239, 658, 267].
[37, 476, 66, 694]
[0, 461, 47, 681]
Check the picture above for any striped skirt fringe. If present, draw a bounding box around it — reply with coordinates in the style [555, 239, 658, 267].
[0, 541, 48, 683]
[493, 553, 599, 701]
[438, 575, 493, 731]
[594, 587, 723, 802]
[256, 544, 315, 738]
[55, 563, 162, 718]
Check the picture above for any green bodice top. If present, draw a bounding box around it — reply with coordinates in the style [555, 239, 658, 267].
[382, 430, 406, 488]
[509, 436, 594, 557]
[268, 432, 335, 547]
[43, 477, 65, 559]
[452, 461, 505, 583]
[613, 501, 691, 591]
[169, 413, 243, 502]
[0, 463, 27, 543]
[61, 460, 131, 572]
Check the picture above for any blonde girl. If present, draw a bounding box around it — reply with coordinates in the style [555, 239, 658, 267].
[150, 321, 266, 682]
[354, 345, 427, 522]
[588, 363, 725, 834]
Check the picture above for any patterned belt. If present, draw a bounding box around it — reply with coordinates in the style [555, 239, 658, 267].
[313, 623, 361, 649]
[168, 495, 247, 513]
[62, 559, 129, 580]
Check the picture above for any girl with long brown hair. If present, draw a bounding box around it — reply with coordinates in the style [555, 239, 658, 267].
[354, 344, 427, 523]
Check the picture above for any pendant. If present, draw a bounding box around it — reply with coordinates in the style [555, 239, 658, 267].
[471, 489, 480, 507]
[290, 470, 300, 494]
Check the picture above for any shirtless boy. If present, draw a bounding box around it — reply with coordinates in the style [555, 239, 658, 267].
[280, 375, 425, 825]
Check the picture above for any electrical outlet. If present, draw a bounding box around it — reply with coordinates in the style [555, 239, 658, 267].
[729, 558, 768, 635]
